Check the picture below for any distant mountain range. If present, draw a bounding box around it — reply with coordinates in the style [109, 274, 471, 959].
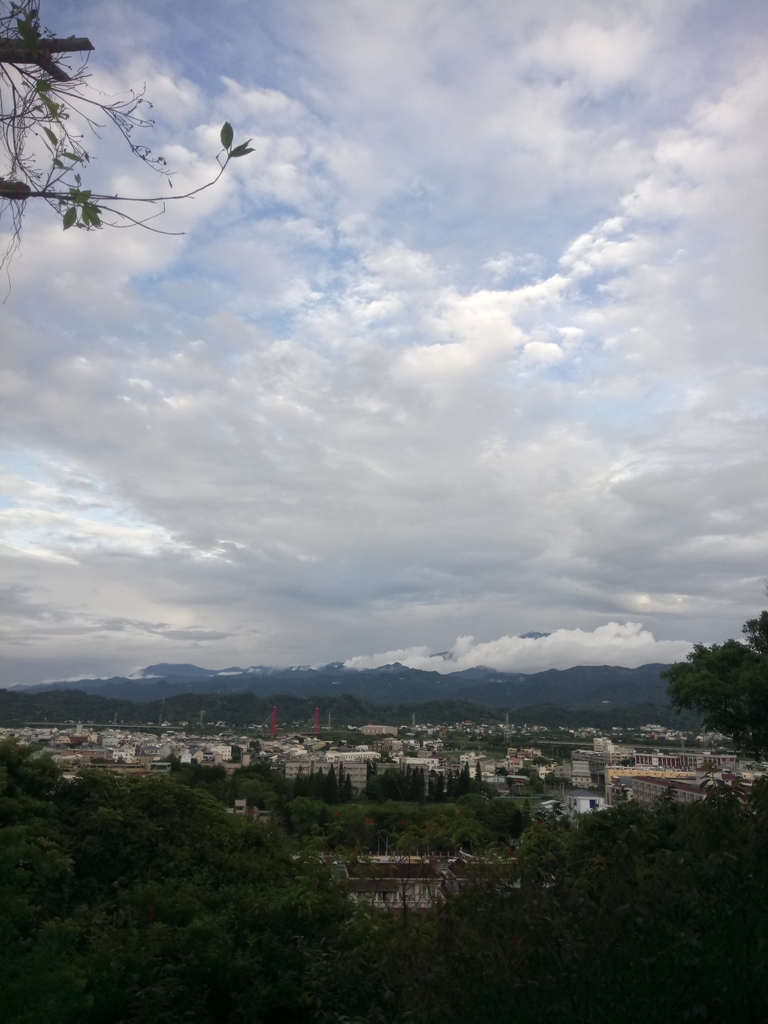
[0, 687, 695, 732]
[14, 660, 676, 711]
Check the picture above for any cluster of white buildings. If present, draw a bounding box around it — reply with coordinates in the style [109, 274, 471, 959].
[5, 719, 765, 823]
[542, 734, 766, 819]
[0, 724, 247, 776]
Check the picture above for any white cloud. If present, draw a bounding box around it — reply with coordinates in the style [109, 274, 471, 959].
[345, 622, 693, 673]
[1, 0, 767, 685]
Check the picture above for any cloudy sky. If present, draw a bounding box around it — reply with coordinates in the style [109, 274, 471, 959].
[2, 0, 767, 684]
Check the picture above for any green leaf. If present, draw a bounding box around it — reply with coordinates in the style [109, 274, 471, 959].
[43, 127, 58, 147]
[220, 122, 234, 151]
[60, 152, 84, 163]
[228, 142, 254, 158]
[52, 158, 64, 169]
[62, 207, 77, 230]
[82, 204, 102, 228]
[16, 14, 39, 56]
[35, 80, 51, 95]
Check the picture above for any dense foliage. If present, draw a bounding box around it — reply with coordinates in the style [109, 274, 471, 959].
[0, 687, 506, 729]
[2, 737, 767, 1023]
[666, 610, 768, 758]
[314, 785, 768, 1024]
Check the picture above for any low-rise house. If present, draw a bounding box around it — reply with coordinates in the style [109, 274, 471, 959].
[538, 799, 559, 815]
[565, 789, 606, 817]
[344, 856, 459, 912]
[227, 797, 271, 821]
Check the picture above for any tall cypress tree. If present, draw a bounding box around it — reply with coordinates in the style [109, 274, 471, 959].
[323, 764, 339, 804]
[435, 772, 445, 803]
[456, 763, 471, 796]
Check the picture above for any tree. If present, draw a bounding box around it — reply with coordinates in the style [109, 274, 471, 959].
[322, 764, 339, 804]
[455, 763, 471, 797]
[0, 1, 252, 266]
[664, 610, 768, 759]
[342, 771, 353, 803]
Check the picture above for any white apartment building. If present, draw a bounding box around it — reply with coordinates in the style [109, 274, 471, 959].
[401, 755, 446, 773]
[570, 760, 592, 787]
[284, 754, 369, 794]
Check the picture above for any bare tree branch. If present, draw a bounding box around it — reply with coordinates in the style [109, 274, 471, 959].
[0, 1, 252, 273]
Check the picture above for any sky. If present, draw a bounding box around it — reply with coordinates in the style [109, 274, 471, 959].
[1, 0, 767, 684]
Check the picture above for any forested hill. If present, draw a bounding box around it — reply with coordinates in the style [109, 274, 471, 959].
[0, 687, 695, 730]
[18, 661, 674, 709]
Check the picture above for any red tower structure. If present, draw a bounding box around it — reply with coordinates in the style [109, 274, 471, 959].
[271, 705, 277, 737]
[315, 707, 319, 734]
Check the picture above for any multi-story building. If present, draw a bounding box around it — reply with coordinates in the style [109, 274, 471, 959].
[398, 755, 445, 773]
[570, 760, 592, 787]
[632, 775, 706, 807]
[634, 750, 736, 770]
[284, 754, 370, 795]
[369, 737, 404, 754]
[605, 776, 635, 806]
[604, 765, 698, 786]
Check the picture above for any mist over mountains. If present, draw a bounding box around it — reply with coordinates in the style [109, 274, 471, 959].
[17, 660, 675, 711]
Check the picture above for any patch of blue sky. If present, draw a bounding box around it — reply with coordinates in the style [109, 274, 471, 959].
[1, 451, 49, 481]
[69, 504, 147, 529]
[133, 228, 345, 307]
[571, 272, 634, 306]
